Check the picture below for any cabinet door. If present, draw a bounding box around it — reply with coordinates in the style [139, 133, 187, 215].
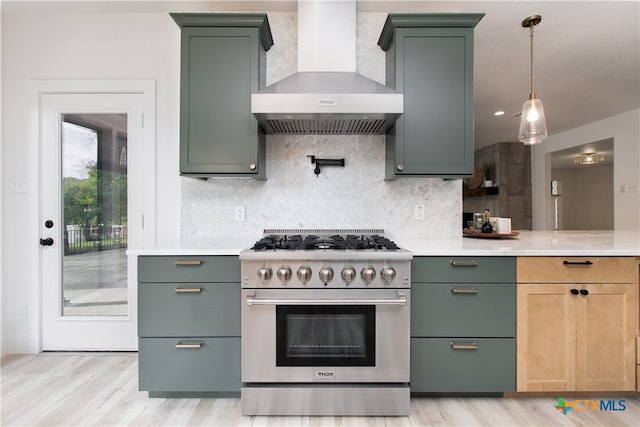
[138, 282, 240, 338]
[411, 338, 515, 392]
[576, 283, 636, 391]
[517, 284, 576, 391]
[412, 283, 515, 337]
[139, 337, 240, 392]
[180, 27, 264, 177]
[389, 27, 474, 177]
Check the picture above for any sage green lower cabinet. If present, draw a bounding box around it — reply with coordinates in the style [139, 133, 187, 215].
[138, 282, 239, 337]
[411, 257, 516, 394]
[411, 338, 515, 392]
[139, 337, 240, 392]
[137, 255, 241, 395]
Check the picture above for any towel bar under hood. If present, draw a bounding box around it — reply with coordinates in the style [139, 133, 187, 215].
[251, 0, 403, 135]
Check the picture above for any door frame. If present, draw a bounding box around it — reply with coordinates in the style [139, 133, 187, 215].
[32, 80, 156, 351]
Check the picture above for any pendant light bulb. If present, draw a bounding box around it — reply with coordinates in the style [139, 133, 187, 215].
[518, 15, 547, 145]
[519, 97, 547, 145]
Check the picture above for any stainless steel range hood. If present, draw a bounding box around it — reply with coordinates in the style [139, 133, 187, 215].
[251, 0, 403, 135]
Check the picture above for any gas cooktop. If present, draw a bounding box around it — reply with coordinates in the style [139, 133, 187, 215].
[248, 228, 399, 250]
[240, 229, 412, 262]
[252, 234, 399, 251]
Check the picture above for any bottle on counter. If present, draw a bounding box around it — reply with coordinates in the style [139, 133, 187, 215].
[481, 208, 494, 233]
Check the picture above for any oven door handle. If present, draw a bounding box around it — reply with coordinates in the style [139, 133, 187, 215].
[245, 292, 407, 306]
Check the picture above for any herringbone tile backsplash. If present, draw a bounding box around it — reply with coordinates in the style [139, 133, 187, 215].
[181, 12, 462, 243]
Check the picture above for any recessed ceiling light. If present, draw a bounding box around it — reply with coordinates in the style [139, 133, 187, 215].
[494, 111, 505, 116]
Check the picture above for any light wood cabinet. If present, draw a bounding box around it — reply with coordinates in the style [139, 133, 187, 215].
[517, 257, 637, 392]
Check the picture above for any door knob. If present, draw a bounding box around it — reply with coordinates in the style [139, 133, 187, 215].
[40, 237, 54, 246]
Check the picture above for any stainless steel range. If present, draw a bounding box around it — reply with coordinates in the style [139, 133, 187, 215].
[240, 229, 412, 416]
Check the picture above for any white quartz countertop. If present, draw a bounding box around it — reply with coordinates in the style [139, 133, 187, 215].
[127, 237, 251, 256]
[127, 231, 640, 257]
[403, 230, 640, 256]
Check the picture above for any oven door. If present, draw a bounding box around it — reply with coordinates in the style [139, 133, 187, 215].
[241, 288, 410, 383]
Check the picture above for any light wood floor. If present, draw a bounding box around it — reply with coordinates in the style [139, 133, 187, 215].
[1, 353, 638, 426]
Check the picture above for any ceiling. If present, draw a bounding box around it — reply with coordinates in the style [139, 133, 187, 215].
[6, 1, 639, 151]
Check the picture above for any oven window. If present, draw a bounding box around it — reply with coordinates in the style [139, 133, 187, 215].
[276, 305, 375, 366]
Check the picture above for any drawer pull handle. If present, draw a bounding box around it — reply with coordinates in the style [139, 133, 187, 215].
[562, 260, 593, 266]
[175, 287, 203, 293]
[450, 342, 478, 350]
[450, 287, 478, 294]
[175, 260, 203, 266]
[175, 341, 204, 349]
[449, 260, 478, 267]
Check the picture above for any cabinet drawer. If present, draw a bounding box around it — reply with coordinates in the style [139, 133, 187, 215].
[139, 337, 240, 392]
[138, 256, 240, 283]
[139, 282, 239, 337]
[517, 257, 636, 283]
[413, 257, 515, 283]
[411, 283, 515, 337]
[411, 338, 515, 393]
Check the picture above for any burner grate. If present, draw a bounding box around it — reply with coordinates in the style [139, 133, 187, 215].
[251, 230, 398, 251]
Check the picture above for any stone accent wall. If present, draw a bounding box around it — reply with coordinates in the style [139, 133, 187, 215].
[464, 142, 532, 230]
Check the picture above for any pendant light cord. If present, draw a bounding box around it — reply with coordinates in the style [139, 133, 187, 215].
[529, 24, 535, 99]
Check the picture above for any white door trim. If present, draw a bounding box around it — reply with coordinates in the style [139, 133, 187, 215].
[31, 80, 156, 351]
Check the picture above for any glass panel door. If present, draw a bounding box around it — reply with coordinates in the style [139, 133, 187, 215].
[40, 90, 147, 351]
[61, 115, 128, 316]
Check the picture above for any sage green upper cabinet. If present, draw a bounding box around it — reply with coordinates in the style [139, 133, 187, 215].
[171, 13, 273, 179]
[378, 14, 483, 179]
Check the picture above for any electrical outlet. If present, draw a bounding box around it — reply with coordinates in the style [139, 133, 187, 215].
[628, 184, 638, 193]
[414, 204, 425, 221]
[10, 177, 26, 193]
[17, 305, 27, 320]
[234, 205, 246, 222]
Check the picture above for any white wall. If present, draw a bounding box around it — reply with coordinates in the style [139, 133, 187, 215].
[532, 109, 640, 230]
[1, 10, 182, 353]
[0, 1, 4, 357]
[552, 164, 614, 229]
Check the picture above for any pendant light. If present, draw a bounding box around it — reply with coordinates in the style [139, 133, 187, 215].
[518, 15, 547, 145]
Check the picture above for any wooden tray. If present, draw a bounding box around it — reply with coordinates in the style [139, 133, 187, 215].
[463, 230, 519, 239]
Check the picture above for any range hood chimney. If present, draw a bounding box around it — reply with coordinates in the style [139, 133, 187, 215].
[251, 0, 403, 135]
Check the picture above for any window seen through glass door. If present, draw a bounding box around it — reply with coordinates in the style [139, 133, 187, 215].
[61, 114, 128, 316]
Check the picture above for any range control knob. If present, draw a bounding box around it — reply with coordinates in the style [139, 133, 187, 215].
[257, 266, 272, 282]
[341, 266, 356, 284]
[277, 265, 292, 283]
[319, 266, 334, 284]
[297, 266, 312, 284]
[361, 267, 376, 284]
[381, 266, 396, 283]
